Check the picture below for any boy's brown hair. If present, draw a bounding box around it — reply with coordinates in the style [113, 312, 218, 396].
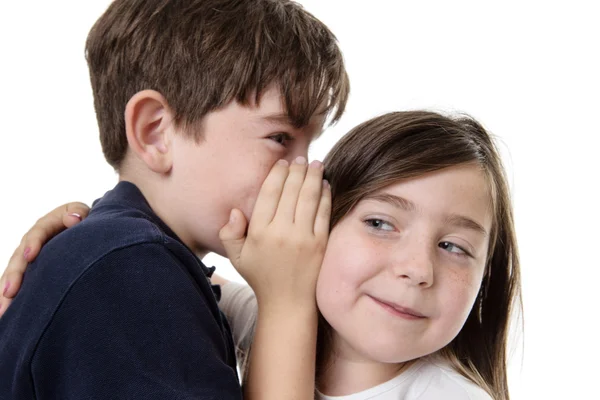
[86, 0, 350, 169]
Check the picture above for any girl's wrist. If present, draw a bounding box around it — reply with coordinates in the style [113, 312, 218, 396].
[256, 296, 318, 323]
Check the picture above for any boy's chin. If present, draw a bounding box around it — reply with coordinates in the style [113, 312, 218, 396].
[208, 242, 228, 259]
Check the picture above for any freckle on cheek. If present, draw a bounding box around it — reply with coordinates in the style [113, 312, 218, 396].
[447, 269, 476, 288]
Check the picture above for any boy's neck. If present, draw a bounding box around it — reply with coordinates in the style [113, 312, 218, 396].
[118, 167, 209, 259]
[317, 332, 406, 397]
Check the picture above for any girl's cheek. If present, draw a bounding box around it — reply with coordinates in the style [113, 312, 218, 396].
[441, 273, 483, 326]
[316, 222, 382, 306]
[316, 253, 356, 312]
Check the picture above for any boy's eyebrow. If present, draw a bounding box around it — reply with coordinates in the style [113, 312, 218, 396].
[364, 193, 488, 237]
[261, 107, 329, 125]
[261, 113, 294, 125]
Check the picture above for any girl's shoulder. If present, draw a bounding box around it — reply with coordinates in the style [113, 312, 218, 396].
[408, 357, 493, 400]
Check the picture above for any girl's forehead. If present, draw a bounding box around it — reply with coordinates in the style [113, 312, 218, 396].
[365, 164, 488, 198]
[350, 165, 494, 228]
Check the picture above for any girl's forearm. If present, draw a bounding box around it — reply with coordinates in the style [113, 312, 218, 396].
[243, 301, 318, 400]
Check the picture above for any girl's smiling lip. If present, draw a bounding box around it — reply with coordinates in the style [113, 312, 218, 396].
[367, 295, 427, 320]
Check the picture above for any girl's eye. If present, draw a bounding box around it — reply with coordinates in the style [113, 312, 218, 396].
[269, 133, 292, 147]
[439, 241, 470, 257]
[364, 218, 395, 232]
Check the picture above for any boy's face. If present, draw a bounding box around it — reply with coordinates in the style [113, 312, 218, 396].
[168, 87, 326, 257]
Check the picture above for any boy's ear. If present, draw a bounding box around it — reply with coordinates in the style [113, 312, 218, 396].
[124, 90, 174, 174]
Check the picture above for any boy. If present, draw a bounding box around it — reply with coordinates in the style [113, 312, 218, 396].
[0, 0, 348, 398]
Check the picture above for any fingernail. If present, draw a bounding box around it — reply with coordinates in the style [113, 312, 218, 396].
[69, 213, 82, 221]
[23, 247, 31, 260]
[229, 210, 236, 223]
[309, 160, 323, 169]
[323, 179, 330, 189]
[277, 159, 289, 167]
[294, 156, 307, 165]
[3, 281, 10, 296]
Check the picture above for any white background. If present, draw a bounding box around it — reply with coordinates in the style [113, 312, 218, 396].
[1, 1, 598, 398]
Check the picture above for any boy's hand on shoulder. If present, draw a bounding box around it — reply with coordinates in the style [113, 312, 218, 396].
[219, 156, 331, 311]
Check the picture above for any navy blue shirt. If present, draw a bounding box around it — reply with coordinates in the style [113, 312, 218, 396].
[0, 182, 241, 399]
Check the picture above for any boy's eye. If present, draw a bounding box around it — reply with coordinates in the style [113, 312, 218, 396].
[268, 133, 293, 147]
[364, 218, 395, 232]
[439, 241, 469, 257]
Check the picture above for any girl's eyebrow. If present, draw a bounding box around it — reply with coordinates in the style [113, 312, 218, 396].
[364, 193, 488, 237]
[364, 193, 417, 212]
[443, 214, 488, 237]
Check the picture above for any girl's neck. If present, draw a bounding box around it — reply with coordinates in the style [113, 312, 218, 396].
[317, 333, 408, 397]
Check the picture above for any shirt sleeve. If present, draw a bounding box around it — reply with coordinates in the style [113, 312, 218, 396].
[30, 243, 242, 400]
[219, 282, 258, 351]
[218, 282, 258, 377]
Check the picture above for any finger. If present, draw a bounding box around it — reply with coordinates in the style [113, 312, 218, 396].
[0, 298, 11, 317]
[314, 180, 332, 239]
[1, 207, 66, 299]
[1, 269, 24, 299]
[21, 217, 64, 263]
[249, 160, 289, 232]
[4, 239, 28, 276]
[219, 209, 249, 267]
[19, 205, 72, 262]
[1, 240, 30, 299]
[295, 160, 325, 232]
[1, 202, 89, 302]
[20, 202, 81, 262]
[63, 202, 90, 228]
[274, 156, 308, 223]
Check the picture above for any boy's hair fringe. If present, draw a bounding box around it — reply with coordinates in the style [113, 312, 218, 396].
[86, 0, 349, 169]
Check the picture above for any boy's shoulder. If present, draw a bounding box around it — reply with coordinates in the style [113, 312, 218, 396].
[40, 180, 200, 278]
[2, 183, 208, 332]
[31, 195, 178, 284]
[28, 182, 209, 309]
[0, 184, 235, 398]
[0, 212, 237, 399]
[1, 180, 212, 340]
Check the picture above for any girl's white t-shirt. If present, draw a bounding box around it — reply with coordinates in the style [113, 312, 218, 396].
[219, 282, 492, 400]
[315, 357, 491, 400]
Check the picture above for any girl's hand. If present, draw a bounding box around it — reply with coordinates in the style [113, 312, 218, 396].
[219, 156, 331, 311]
[219, 157, 331, 400]
[0, 202, 90, 316]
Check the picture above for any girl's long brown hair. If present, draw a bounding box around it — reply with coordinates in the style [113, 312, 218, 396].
[318, 111, 521, 400]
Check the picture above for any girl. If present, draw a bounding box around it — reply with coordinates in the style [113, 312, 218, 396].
[1, 111, 521, 399]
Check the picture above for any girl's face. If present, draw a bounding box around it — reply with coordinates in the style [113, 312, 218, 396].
[316, 164, 492, 364]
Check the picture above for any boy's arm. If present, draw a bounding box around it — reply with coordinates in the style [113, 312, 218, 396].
[220, 158, 331, 400]
[32, 244, 241, 400]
